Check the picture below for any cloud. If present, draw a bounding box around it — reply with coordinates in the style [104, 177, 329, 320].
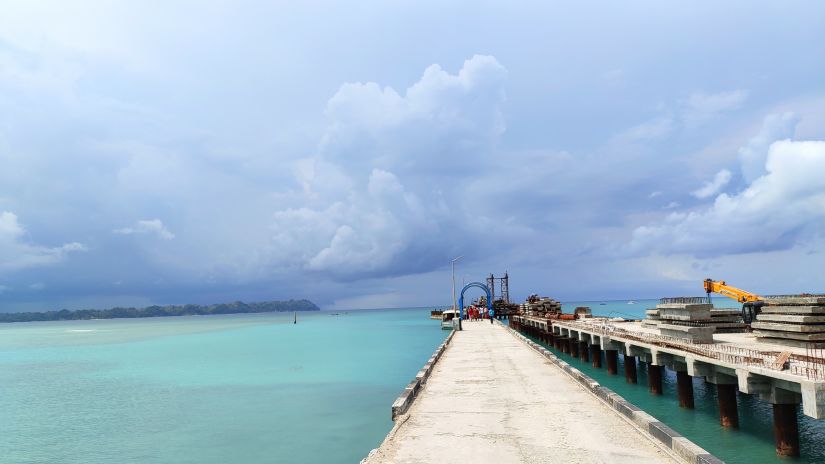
[269, 56, 506, 279]
[319, 54, 507, 175]
[114, 219, 175, 240]
[626, 139, 825, 257]
[738, 112, 799, 183]
[692, 169, 732, 199]
[682, 89, 748, 128]
[0, 211, 87, 272]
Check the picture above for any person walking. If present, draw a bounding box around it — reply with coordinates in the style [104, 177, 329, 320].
[488, 307, 495, 324]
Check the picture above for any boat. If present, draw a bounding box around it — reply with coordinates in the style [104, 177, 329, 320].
[430, 308, 445, 319]
[440, 309, 459, 330]
[627, 300, 637, 305]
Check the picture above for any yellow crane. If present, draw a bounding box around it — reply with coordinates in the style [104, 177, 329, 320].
[703, 278, 764, 323]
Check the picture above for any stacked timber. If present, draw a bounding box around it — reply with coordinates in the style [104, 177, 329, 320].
[655, 300, 715, 343]
[751, 296, 825, 347]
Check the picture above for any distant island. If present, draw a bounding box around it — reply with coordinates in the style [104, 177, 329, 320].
[0, 299, 320, 323]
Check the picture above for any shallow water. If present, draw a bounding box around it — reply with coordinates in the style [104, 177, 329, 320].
[0, 309, 447, 464]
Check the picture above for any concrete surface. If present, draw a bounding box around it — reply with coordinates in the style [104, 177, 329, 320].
[364, 321, 676, 464]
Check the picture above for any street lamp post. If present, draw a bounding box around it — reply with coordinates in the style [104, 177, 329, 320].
[451, 255, 463, 331]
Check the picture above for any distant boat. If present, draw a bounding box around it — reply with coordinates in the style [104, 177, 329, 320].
[599, 303, 607, 305]
[627, 300, 637, 305]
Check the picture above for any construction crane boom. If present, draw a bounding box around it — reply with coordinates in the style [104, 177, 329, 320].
[703, 278, 764, 324]
[703, 279, 762, 303]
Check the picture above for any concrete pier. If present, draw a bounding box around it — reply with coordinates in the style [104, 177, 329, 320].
[536, 315, 825, 457]
[365, 322, 680, 463]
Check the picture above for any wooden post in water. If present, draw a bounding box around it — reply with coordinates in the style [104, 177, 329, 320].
[294, 312, 297, 324]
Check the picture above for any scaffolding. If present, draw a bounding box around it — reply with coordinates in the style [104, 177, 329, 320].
[487, 272, 510, 304]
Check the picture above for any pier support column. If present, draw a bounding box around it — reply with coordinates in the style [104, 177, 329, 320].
[717, 384, 739, 428]
[561, 337, 570, 354]
[677, 371, 694, 409]
[605, 350, 618, 375]
[569, 338, 579, 358]
[590, 345, 602, 368]
[579, 341, 589, 362]
[772, 403, 800, 457]
[624, 355, 638, 384]
[647, 364, 663, 395]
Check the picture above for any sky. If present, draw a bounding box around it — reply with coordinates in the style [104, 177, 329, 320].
[1, 1, 824, 311]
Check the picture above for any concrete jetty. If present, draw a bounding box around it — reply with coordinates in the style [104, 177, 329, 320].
[514, 313, 825, 457]
[364, 322, 685, 464]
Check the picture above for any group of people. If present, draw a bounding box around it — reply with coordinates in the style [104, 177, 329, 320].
[465, 306, 495, 324]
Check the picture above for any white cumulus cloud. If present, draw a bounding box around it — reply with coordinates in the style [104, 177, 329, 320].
[270, 56, 506, 278]
[738, 112, 799, 183]
[692, 169, 732, 199]
[627, 139, 825, 256]
[0, 211, 87, 272]
[114, 219, 175, 240]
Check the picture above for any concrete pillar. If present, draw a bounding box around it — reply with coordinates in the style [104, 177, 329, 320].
[561, 337, 570, 354]
[717, 384, 739, 428]
[606, 350, 618, 375]
[624, 355, 638, 384]
[677, 371, 694, 408]
[772, 403, 800, 457]
[590, 345, 602, 368]
[579, 341, 589, 362]
[569, 338, 579, 357]
[647, 364, 663, 395]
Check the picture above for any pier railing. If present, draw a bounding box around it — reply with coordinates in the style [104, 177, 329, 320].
[553, 319, 825, 381]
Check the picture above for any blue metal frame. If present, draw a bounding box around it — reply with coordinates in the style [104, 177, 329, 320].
[458, 282, 493, 320]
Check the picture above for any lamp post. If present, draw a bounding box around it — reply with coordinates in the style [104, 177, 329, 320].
[451, 255, 463, 331]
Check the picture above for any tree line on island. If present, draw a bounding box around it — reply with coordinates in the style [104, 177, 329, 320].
[0, 299, 320, 323]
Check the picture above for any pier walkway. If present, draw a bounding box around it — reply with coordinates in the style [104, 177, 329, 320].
[365, 321, 676, 464]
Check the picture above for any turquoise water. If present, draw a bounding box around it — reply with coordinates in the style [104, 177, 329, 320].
[0, 308, 447, 464]
[561, 297, 740, 320]
[522, 317, 825, 463]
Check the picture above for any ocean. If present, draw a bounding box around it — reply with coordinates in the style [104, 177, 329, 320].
[0, 308, 446, 464]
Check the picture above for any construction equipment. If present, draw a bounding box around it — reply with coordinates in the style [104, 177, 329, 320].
[704, 278, 765, 324]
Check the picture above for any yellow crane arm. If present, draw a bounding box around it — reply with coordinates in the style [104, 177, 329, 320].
[703, 279, 763, 303]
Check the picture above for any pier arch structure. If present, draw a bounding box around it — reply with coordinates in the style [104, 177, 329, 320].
[458, 282, 494, 320]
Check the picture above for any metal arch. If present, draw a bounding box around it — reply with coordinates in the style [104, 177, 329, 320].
[458, 281, 493, 320]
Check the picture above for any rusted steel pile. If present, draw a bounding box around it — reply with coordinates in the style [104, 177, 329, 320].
[752, 295, 825, 347]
